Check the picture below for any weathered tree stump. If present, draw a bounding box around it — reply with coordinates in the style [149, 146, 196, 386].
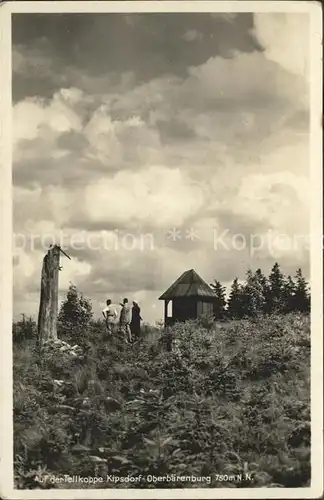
[37, 245, 66, 348]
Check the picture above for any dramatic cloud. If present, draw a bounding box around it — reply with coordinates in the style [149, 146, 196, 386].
[254, 13, 310, 80]
[12, 12, 310, 322]
[12, 13, 261, 101]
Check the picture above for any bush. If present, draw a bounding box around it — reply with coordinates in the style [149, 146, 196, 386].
[58, 284, 93, 345]
[13, 315, 37, 344]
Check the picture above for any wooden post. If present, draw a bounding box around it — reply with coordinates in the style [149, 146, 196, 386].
[164, 299, 170, 326]
[37, 244, 71, 348]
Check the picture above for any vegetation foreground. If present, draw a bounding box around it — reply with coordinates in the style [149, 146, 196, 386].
[14, 313, 310, 489]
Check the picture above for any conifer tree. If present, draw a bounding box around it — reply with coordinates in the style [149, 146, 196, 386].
[254, 268, 267, 289]
[210, 279, 227, 319]
[268, 262, 286, 313]
[293, 268, 310, 312]
[282, 275, 296, 313]
[242, 269, 265, 317]
[254, 268, 269, 313]
[227, 278, 245, 319]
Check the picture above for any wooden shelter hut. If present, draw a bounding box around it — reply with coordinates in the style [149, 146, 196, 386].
[159, 269, 217, 326]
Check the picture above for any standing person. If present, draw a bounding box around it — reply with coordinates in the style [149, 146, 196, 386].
[130, 301, 142, 342]
[119, 298, 132, 343]
[102, 299, 117, 338]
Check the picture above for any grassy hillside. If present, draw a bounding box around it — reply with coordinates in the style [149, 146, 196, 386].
[13, 313, 310, 489]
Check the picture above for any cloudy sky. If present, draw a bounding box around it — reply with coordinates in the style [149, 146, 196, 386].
[12, 11, 310, 323]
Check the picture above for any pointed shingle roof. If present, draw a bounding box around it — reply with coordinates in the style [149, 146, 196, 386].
[159, 269, 217, 300]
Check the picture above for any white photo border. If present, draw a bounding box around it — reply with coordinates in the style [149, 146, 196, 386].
[0, 2, 322, 499]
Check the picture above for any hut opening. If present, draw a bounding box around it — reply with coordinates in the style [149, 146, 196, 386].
[159, 269, 217, 326]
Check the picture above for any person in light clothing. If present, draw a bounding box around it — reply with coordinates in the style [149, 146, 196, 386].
[102, 299, 117, 337]
[119, 298, 132, 343]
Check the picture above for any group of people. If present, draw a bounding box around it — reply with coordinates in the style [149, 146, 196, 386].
[102, 297, 142, 344]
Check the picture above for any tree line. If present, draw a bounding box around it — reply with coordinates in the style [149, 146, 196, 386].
[13, 263, 310, 344]
[211, 263, 310, 319]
